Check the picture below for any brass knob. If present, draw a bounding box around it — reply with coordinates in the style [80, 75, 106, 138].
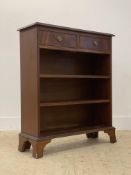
[93, 40, 98, 46]
[56, 35, 63, 42]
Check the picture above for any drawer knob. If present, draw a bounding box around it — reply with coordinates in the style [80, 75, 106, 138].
[93, 40, 98, 46]
[56, 35, 63, 42]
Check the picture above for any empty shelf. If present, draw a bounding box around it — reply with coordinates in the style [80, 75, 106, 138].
[40, 74, 110, 79]
[40, 125, 113, 139]
[40, 99, 110, 107]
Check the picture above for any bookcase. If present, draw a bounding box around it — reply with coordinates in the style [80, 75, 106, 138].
[18, 22, 116, 159]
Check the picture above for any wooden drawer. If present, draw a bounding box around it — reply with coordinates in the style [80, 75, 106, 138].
[79, 35, 111, 52]
[39, 30, 77, 48]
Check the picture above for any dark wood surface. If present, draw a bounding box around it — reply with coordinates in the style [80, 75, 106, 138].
[18, 22, 114, 36]
[40, 126, 114, 139]
[40, 79, 110, 102]
[40, 74, 110, 79]
[40, 99, 110, 107]
[20, 126, 116, 141]
[38, 30, 111, 54]
[40, 49, 111, 75]
[39, 45, 111, 54]
[19, 22, 116, 158]
[20, 27, 40, 137]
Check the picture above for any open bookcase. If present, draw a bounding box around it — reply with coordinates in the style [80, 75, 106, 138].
[39, 49, 111, 136]
[18, 22, 116, 158]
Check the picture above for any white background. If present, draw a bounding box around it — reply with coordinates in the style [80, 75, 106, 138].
[0, 0, 131, 130]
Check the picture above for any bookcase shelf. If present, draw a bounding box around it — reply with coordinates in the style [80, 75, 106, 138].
[40, 74, 110, 79]
[18, 22, 116, 159]
[40, 125, 113, 139]
[40, 99, 110, 107]
[39, 45, 111, 55]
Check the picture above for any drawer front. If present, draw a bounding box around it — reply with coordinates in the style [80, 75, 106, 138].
[39, 30, 77, 48]
[79, 35, 110, 52]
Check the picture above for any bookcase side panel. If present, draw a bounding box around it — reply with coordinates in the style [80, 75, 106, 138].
[109, 37, 112, 126]
[20, 28, 40, 137]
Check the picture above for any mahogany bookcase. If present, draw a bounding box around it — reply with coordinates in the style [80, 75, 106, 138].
[18, 22, 116, 158]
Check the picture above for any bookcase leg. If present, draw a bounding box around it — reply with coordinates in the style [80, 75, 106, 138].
[104, 128, 116, 143]
[86, 132, 98, 138]
[31, 140, 51, 159]
[18, 134, 51, 158]
[18, 134, 31, 152]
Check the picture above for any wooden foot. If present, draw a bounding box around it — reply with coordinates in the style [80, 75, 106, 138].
[18, 134, 51, 158]
[18, 134, 31, 152]
[31, 140, 51, 159]
[104, 127, 116, 143]
[86, 132, 98, 139]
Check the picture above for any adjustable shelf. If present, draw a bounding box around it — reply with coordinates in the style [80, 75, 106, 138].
[18, 22, 116, 159]
[40, 74, 110, 79]
[40, 99, 110, 107]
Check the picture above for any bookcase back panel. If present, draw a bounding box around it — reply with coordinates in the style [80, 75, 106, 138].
[40, 49, 110, 75]
[40, 105, 93, 131]
[40, 103, 111, 132]
[92, 103, 111, 126]
[40, 79, 110, 102]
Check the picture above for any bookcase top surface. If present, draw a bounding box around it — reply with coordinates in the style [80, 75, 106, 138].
[18, 22, 114, 37]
